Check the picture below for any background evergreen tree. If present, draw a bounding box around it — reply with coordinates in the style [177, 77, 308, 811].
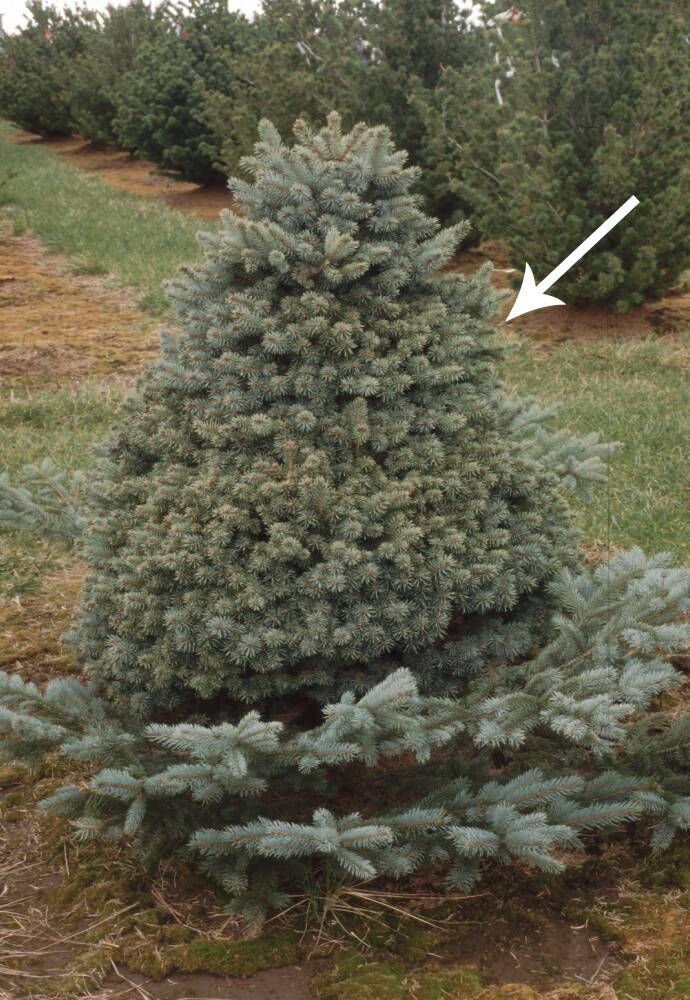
[203, 0, 483, 224]
[64, 1, 162, 145]
[361, 0, 481, 224]
[112, 0, 250, 182]
[202, 0, 373, 181]
[0, 0, 93, 136]
[424, 0, 690, 309]
[69, 114, 587, 719]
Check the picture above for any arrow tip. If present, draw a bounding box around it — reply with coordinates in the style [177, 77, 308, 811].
[505, 262, 566, 323]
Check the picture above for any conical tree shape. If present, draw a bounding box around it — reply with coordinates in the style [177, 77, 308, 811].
[70, 115, 579, 718]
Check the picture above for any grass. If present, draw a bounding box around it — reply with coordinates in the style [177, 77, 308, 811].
[1, 384, 123, 477]
[505, 333, 690, 561]
[0, 121, 205, 311]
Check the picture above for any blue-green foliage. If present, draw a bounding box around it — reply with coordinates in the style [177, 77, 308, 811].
[2, 550, 688, 924]
[0, 459, 84, 545]
[1, 118, 687, 924]
[66, 115, 596, 717]
[0, 400, 611, 547]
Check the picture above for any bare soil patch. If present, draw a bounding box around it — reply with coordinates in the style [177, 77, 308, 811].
[446, 903, 616, 988]
[101, 966, 313, 999]
[510, 293, 690, 348]
[446, 243, 690, 346]
[0, 219, 159, 388]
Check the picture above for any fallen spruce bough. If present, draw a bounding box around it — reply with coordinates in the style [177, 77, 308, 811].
[0, 116, 688, 925]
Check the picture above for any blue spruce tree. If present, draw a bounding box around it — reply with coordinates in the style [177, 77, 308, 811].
[1, 118, 687, 923]
[69, 114, 585, 718]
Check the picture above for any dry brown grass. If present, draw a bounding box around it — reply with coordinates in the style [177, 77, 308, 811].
[0, 221, 159, 389]
[0, 564, 83, 682]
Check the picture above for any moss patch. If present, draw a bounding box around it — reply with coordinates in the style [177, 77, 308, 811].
[636, 841, 690, 892]
[123, 927, 306, 980]
[312, 948, 545, 1000]
[50, 856, 149, 911]
[611, 890, 690, 999]
[576, 909, 625, 945]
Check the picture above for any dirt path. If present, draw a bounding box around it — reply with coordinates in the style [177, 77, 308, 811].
[449, 244, 690, 345]
[9, 129, 690, 344]
[0, 219, 159, 389]
[10, 131, 234, 220]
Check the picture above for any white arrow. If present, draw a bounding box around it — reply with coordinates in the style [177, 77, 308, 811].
[505, 195, 640, 322]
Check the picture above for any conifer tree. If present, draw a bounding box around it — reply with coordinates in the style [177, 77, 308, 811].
[1, 118, 688, 923]
[202, 0, 373, 181]
[423, 0, 690, 309]
[0, 1, 93, 136]
[1, 549, 688, 923]
[112, 0, 250, 183]
[68, 114, 590, 718]
[203, 0, 484, 222]
[64, 0, 162, 145]
[360, 0, 481, 224]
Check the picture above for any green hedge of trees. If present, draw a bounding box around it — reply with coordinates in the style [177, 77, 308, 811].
[1, 0, 689, 308]
[422, 0, 690, 311]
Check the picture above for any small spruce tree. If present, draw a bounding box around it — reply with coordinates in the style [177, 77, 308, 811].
[69, 114, 584, 718]
[1, 118, 688, 923]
